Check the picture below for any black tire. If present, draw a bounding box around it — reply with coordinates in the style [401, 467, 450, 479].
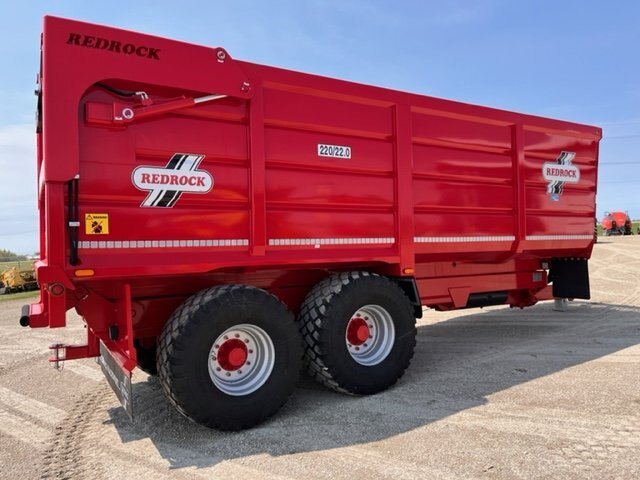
[157, 285, 302, 431]
[134, 340, 157, 375]
[298, 271, 416, 395]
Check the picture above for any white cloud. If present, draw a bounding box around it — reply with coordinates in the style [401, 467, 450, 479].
[0, 123, 38, 254]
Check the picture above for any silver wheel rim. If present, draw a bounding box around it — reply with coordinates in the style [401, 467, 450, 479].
[208, 324, 275, 396]
[345, 304, 395, 366]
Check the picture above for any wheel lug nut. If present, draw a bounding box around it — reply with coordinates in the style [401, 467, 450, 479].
[224, 336, 229, 340]
[235, 333, 240, 338]
[214, 344, 219, 349]
[355, 347, 360, 351]
[238, 370, 243, 374]
[249, 350, 254, 354]
[226, 372, 231, 377]
[368, 324, 373, 328]
[216, 367, 221, 372]
[244, 339, 250, 343]
[246, 361, 251, 365]
[369, 335, 373, 339]
[364, 343, 368, 347]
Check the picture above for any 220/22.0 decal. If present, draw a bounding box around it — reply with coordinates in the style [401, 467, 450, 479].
[317, 144, 351, 159]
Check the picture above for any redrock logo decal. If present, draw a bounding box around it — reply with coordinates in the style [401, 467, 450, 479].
[66, 32, 160, 60]
[542, 151, 580, 201]
[132, 154, 213, 208]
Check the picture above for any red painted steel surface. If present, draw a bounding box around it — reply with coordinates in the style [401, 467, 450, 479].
[29, 17, 601, 368]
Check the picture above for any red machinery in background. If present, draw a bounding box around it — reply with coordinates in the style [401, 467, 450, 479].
[601, 211, 633, 236]
[23, 16, 601, 430]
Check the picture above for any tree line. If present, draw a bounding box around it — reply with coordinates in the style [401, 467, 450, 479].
[0, 249, 29, 262]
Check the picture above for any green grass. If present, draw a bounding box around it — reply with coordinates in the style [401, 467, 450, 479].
[0, 260, 34, 271]
[0, 290, 39, 302]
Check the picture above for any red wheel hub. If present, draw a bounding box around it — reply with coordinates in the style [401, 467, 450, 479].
[217, 339, 248, 371]
[347, 317, 370, 346]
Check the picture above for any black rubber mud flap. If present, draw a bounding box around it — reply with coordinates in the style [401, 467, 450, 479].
[550, 258, 590, 299]
[99, 341, 133, 420]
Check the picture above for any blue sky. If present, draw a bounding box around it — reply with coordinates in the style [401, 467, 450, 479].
[0, 0, 638, 254]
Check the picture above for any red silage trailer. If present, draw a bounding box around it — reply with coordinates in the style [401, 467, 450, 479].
[23, 16, 601, 430]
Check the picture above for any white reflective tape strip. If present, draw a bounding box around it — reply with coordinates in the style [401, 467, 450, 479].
[0, 386, 66, 425]
[78, 239, 249, 249]
[268, 237, 395, 246]
[414, 236, 515, 243]
[526, 235, 593, 241]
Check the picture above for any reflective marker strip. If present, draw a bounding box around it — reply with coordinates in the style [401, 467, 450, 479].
[268, 238, 395, 246]
[415, 235, 592, 243]
[414, 236, 515, 243]
[78, 239, 249, 249]
[78, 235, 591, 249]
[526, 235, 594, 241]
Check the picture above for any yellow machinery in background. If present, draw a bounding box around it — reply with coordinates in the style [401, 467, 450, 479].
[0, 267, 38, 294]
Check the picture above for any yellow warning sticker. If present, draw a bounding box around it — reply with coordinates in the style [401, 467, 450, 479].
[85, 213, 109, 235]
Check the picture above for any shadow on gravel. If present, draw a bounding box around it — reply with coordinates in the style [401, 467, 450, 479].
[106, 301, 640, 469]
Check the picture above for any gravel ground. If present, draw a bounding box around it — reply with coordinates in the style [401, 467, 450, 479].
[0, 236, 638, 479]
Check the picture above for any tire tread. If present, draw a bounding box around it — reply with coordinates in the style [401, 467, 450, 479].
[298, 272, 416, 394]
[157, 285, 300, 430]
